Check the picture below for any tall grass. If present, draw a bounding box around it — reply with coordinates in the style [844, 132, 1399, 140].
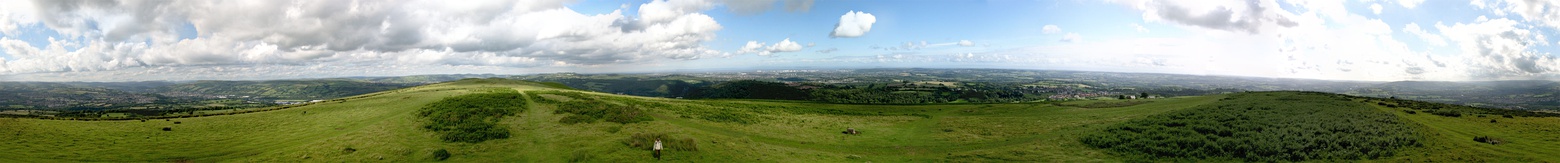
[623, 133, 698, 151]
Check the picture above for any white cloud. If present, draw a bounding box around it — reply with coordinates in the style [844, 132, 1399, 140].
[1060, 33, 1082, 43]
[1401, 23, 1447, 46]
[0, 0, 746, 80]
[1398, 0, 1424, 9]
[1436, 18, 1560, 76]
[1042, 25, 1062, 34]
[1473, 0, 1560, 31]
[831, 11, 876, 38]
[0, 0, 38, 35]
[958, 40, 974, 46]
[1371, 3, 1383, 14]
[1131, 23, 1150, 33]
[769, 38, 804, 52]
[738, 41, 767, 55]
[638, 0, 717, 24]
[1117, 0, 1299, 34]
[738, 38, 806, 56]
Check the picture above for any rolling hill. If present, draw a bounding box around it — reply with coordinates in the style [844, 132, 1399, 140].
[149, 80, 417, 100]
[1, 78, 1556, 162]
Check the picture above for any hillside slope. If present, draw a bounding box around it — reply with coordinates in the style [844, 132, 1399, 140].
[0, 79, 1555, 162]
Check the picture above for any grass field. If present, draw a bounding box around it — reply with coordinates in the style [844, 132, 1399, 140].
[0, 79, 1556, 162]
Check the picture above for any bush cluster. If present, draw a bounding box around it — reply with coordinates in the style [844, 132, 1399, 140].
[1081, 92, 1422, 162]
[417, 92, 527, 143]
[529, 91, 652, 124]
[432, 149, 451, 161]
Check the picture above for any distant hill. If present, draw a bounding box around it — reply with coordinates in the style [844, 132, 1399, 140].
[1349, 80, 1560, 110]
[0, 79, 424, 111]
[0, 82, 165, 110]
[151, 80, 417, 100]
[340, 74, 511, 84]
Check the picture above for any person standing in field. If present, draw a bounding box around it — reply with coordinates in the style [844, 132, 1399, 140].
[653, 138, 664, 160]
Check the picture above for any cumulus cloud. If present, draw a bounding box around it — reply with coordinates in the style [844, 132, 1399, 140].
[1118, 0, 1299, 34]
[0, 0, 747, 79]
[831, 11, 876, 38]
[1436, 18, 1560, 76]
[1371, 3, 1383, 14]
[1472, 0, 1560, 31]
[769, 39, 804, 52]
[738, 41, 767, 55]
[958, 40, 974, 46]
[738, 38, 805, 56]
[1042, 25, 1062, 34]
[1131, 23, 1150, 33]
[1061, 33, 1082, 43]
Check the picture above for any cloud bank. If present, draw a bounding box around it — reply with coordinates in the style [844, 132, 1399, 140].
[0, 0, 773, 81]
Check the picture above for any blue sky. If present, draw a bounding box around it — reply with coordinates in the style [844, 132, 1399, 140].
[0, 0, 1557, 81]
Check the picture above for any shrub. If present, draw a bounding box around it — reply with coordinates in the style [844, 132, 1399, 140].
[432, 149, 451, 161]
[1081, 92, 1420, 162]
[1430, 110, 1463, 117]
[544, 92, 653, 124]
[417, 92, 528, 143]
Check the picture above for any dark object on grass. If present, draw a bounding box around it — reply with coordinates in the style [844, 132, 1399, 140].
[432, 149, 451, 161]
[161, 127, 171, 131]
[842, 128, 860, 135]
[1490, 119, 1497, 123]
[173, 121, 181, 124]
[1474, 136, 1502, 144]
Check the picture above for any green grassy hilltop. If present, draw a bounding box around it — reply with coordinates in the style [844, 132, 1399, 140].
[1, 78, 1556, 162]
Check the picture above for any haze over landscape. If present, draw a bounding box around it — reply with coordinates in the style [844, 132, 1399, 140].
[2, 0, 1557, 81]
[3, 0, 1560, 162]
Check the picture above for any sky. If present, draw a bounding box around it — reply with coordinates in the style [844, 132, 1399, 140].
[0, 0, 1558, 82]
